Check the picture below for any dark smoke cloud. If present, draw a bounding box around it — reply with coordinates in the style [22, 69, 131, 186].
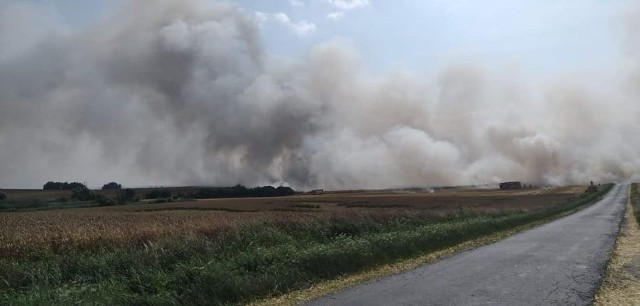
[1, 0, 639, 189]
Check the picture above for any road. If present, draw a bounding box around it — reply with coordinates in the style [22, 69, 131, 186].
[305, 184, 627, 306]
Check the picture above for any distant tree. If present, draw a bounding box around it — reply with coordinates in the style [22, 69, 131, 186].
[252, 186, 276, 197]
[102, 182, 122, 190]
[43, 181, 61, 190]
[191, 185, 296, 199]
[145, 188, 171, 199]
[68, 182, 86, 190]
[44, 181, 87, 190]
[0, 192, 6, 201]
[70, 185, 93, 201]
[275, 186, 296, 196]
[117, 188, 136, 204]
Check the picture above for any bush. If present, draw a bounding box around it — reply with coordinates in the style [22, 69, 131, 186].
[95, 195, 116, 206]
[102, 182, 122, 190]
[0, 192, 6, 201]
[585, 185, 599, 194]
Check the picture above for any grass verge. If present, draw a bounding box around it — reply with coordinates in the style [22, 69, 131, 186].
[634, 183, 640, 226]
[0, 185, 613, 306]
[594, 183, 640, 305]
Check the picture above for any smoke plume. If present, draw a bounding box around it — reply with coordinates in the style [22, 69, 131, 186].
[1, 0, 639, 189]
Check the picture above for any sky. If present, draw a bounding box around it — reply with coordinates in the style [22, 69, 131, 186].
[1, 0, 639, 189]
[29, 0, 628, 76]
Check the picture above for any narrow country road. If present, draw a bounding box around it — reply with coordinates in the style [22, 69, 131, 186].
[305, 184, 627, 306]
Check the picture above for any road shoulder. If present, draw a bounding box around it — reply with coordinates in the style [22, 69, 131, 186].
[594, 185, 640, 305]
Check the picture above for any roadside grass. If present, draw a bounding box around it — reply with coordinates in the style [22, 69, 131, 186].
[633, 183, 640, 226]
[594, 183, 640, 305]
[250, 209, 591, 306]
[0, 184, 612, 306]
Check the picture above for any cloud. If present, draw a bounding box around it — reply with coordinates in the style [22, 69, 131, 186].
[290, 0, 304, 6]
[326, 0, 370, 10]
[326, 11, 345, 21]
[272, 13, 317, 36]
[324, 0, 369, 22]
[255, 11, 316, 36]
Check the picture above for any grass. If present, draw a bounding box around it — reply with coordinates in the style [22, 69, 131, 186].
[594, 183, 640, 305]
[0, 185, 612, 305]
[632, 183, 640, 226]
[0, 199, 99, 213]
[251, 209, 584, 306]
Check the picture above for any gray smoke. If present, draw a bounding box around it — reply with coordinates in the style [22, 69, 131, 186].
[1, 0, 639, 189]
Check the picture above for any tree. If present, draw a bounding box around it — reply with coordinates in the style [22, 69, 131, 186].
[275, 186, 295, 196]
[0, 192, 6, 201]
[102, 182, 122, 190]
[70, 185, 93, 201]
[191, 185, 296, 199]
[44, 181, 87, 190]
[117, 188, 136, 204]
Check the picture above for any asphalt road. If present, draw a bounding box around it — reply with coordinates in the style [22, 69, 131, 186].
[306, 184, 627, 306]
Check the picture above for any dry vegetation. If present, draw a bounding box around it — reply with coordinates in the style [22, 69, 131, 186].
[0, 187, 583, 259]
[104, 186, 583, 212]
[595, 184, 640, 305]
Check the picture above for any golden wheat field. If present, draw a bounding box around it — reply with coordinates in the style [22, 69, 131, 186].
[0, 186, 584, 259]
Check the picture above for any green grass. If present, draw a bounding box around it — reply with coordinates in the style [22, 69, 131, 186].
[0, 200, 99, 213]
[0, 184, 613, 305]
[631, 183, 640, 226]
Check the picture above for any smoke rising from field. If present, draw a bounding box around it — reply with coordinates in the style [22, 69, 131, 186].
[1, 0, 639, 189]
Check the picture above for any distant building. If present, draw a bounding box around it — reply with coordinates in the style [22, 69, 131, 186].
[309, 189, 324, 194]
[499, 181, 522, 190]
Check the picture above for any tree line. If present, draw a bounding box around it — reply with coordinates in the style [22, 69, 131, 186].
[43, 181, 87, 190]
[145, 185, 296, 200]
[41, 181, 295, 202]
[191, 185, 295, 199]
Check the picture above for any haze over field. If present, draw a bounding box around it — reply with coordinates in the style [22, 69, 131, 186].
[1, 0, 639, 189]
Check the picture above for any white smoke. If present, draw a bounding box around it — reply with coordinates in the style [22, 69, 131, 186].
[0, 0, 639, 189]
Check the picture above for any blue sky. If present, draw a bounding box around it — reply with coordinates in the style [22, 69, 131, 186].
[33, 0, 630, 78]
